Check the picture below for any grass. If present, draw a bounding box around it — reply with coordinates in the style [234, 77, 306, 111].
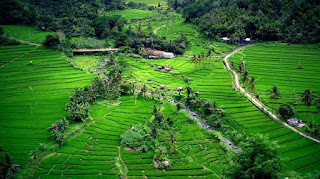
[229, 43, 320, 124]
[127, 0, 168, 7]
[1, 25, 55, 43]
[0, 44, 94, 167]
[106, 9, 161, 20]
[72, 55, 104, 72]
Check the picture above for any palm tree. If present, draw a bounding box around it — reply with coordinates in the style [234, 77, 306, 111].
[248, 77, 256, 92]
[242, 70, 249, 83]
[301, 89, 315, 120]
[141, 84, 147, 96]
[0, 154, 20, 179]
[270, 86, 281, 112]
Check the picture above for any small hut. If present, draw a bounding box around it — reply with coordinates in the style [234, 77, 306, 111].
[287, 118, 305, 127]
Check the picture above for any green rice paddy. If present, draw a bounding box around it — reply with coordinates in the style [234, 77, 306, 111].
[0, 44, 94, 166]
[35, 97, 226, 178]
[124, 54, 320, 174]
[1, 25, 55, 43]
[106, 9, 160, 20]
[229, 43, 320, 124]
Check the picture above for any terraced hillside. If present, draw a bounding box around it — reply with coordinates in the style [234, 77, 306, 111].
[124, 54, 320, 174]
[1, 25, 55, 44]
[156, 18, 237, 56]
[35, 97, 226, 178]
[229, 43, 320, 124]
[0, 44, 94, 166]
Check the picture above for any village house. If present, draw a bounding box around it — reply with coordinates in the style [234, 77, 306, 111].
[146, 48, 175, 59]
[287, 118, 305, 128]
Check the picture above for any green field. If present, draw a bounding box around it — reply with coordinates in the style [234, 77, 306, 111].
[35, 97, 226, 178]
[106, 9, 160, 20]
[123, 54, 320, 174]
[127, 0, 168, 7]
[72, 55, 104, 72]
[229, 43, 320, 124]
[0, 44, 94, 166]
[1, 25, 55, 43]
[156, 18, 237, 55]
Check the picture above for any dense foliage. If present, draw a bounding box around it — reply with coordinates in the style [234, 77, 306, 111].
[169, 0, 320, 43]
[279, 103, 295, 119]
[223, 134, 282, 178]
[0, 0, 125, 38]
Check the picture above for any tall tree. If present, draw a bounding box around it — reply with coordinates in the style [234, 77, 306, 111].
[223, 134, 282, 178]
[0, 154, 20, 179]
[301, 89, 315, 120]
[269, 86, 281, 112]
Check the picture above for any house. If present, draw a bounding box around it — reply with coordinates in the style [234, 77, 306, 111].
[221, 37, 230, 43]
[146, 48, 175, 59]
[287, 118, 305, 128]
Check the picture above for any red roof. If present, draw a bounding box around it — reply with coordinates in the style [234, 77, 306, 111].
[146, 48, 165, 54]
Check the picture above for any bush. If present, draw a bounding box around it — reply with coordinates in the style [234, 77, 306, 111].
[278, 103, 295, 119]
[65, 99, 89, 122]
[120, 124, 154, 152]
[43, 34, 60, 47]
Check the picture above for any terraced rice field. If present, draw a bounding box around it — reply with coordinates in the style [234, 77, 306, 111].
[1, 25, 55, 43]
[35, 97, 226, 178]
[156, 19, 237, 56]
[0, 45, 94, 166]
[229, 43, 320, 124]
[126, 55, 320, 174]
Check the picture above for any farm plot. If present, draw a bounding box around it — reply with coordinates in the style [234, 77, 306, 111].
[1, 25, 55, 43]
[229, 43, 320, 124]
[0, 45, 94, 166]
[123, 104, 226, 178]
[156, 18, 237, 56]
[127, 55, 320, 174]
[35, 97, 226, 178]
[106, 9, 161, 20]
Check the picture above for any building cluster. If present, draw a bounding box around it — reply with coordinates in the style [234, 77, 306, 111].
[146, 48, 175, 59]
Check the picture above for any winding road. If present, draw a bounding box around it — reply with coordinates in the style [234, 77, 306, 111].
[223, 44, 320, 143]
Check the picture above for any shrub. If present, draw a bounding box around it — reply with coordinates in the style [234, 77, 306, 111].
[43, 34, 60, 47]
[120, 124, 154, 152]
[65, 99, 89, 122]
[278, 103, 295, 119]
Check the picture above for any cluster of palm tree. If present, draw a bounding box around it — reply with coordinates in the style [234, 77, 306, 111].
[190, 53, 207, 68]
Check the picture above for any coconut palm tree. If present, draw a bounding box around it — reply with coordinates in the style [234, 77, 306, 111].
[301, 89, 315, 120]
[141, 84, 147, 96]
[242, 70, 249, 83]
[0, 154, 20, 179]
[269, 86, 281, 112]
[248, 77, 256, 92]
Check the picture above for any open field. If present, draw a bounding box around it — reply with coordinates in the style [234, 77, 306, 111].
[127, 0, 168, 7]
[72, 55, 104, 72]
[124, 54, 320, 174]
[0, 45, 94, 166]
[229, 43, 320, 124]
[35, 96, 226, 178]
[106, 9, 161, 20]
[1, 25, 55, 43]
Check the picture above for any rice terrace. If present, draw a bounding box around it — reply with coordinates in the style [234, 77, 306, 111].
[0, 0, 319, 178]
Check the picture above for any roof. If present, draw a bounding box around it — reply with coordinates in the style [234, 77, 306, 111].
[221, 37, 230, 41]
[146, 48, 165, 54]
[245, 38, 251, 41]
